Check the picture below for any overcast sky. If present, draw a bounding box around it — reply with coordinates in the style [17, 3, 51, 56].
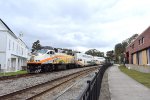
[0, 0, 150, 53]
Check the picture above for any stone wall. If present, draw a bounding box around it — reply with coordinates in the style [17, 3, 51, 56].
[125, 64, 150, 73]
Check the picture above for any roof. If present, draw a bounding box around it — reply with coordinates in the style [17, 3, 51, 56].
[0, 18, 17, 39]
[127, 26, 150, 48]
[0, 18, 28, 48]
[126, 35, 139, 48]
[18, 38, 29, 49]
[41, 46, 53, 50]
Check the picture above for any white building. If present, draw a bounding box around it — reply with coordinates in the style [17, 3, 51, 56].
[0, 19, 28, 72]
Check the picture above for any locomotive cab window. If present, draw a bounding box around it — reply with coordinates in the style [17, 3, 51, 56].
[47, 51, 55, 55]
[50, 51, 54, 54]
[78, 59, 82, 61]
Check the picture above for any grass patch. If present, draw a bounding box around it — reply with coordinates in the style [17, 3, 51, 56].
[0, 70, 27, 76]
[119, 65, 150, 88]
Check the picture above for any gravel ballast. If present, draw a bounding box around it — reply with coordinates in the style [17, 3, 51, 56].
[0, 66, 98, 96]
[56, 70, 98, 100]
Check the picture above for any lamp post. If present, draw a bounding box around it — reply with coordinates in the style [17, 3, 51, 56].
[118, 56, 121, 64]
[123, 52, 126, 65]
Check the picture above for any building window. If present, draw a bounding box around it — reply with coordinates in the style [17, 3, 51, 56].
[13, 42, 14, 51]
[132, 44, 134, 49]
[17, 45, 18, 53]
[9, 40, 11, 50]
[147, 48, 150, 64]
[139, 40, 141, 45]
[18, 46, 20, 54]
[20, 47, 21, 54]
[142, 37, 144, 44]
[21, 48, 23, 55]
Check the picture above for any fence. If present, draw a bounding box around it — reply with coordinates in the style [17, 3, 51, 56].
[78, 63, 112, 100]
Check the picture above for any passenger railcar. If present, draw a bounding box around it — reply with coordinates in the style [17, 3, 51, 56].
[74, 53, 95, 67]
[93, 56, 105, 65]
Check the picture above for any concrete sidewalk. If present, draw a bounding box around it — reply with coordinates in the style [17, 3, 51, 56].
[108, 65, 150, 100]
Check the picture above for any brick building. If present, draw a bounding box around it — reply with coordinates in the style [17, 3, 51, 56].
[126, 26, 150, 66]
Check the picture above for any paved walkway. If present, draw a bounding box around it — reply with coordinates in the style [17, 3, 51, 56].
[108, 65, 150, 100]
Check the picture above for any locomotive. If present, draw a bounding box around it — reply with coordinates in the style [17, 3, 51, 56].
[27, 48, 105, 73]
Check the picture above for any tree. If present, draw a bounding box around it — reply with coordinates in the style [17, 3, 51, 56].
[128, 34, 138, 44]
[106, 50, 114, 60]
[31, 40, 41, 53]
[114, 43, 124, 63]
[122, 41, 128, 51]
[62, 49, 74, 55]
[114, 33, 138, 63]
[115, 43, 124, 54]
[85, 49, 104, 57]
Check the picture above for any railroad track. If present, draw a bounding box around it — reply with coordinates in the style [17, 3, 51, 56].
[0, 66, 99, 100]
[0, 67, 87, 81]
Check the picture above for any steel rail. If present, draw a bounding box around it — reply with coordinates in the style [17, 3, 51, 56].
[0, 66, 99, 100]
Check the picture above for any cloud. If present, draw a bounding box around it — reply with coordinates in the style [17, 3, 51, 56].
[0, 0, 150, 53]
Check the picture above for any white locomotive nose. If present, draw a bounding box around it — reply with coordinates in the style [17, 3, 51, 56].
[38, 53, 42, 56]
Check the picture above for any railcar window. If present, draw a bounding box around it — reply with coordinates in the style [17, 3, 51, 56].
[78, 59, 82, 61]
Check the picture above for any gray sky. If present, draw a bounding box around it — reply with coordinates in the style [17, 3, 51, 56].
[1, 0, 150, 53]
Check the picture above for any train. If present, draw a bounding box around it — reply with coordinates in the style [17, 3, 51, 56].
[27, 48, 105, 73]
[93, 56, 106, 65]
